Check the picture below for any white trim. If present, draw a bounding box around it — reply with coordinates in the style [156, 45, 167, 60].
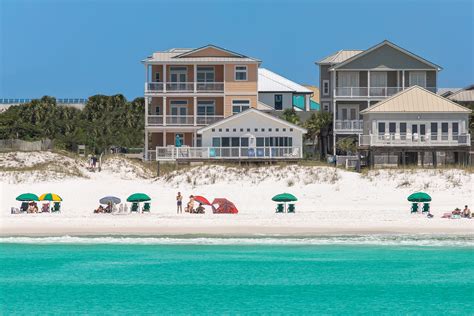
[197, 108, 307, 134]
[235, 65, 248, 81]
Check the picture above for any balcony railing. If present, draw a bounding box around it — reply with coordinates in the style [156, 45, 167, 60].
[335, 120, 363, 132]
[359, 133, 471, 147]
[145, 82, 224, 93]
[147, 115, 224, 126]
[335, 87, 437, 98]
[155, 146, 302, 160]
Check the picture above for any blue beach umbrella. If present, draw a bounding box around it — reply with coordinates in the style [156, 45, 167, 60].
[99, 196, 121, 204]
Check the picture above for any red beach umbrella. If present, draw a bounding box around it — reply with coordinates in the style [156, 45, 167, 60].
[194, 195, 211, 205]
[211, 198, 238, 214]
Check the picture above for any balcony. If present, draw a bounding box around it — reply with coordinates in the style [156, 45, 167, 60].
[155, 146, 302, 161]
[147, 115, 224, 126]
[335, 120, 363, 133]
[334, 87, 436, 98]
[359, 133, 471, 147]
[145, 82, 224, 94]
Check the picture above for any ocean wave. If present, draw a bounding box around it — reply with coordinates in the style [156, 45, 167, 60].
[1, 235, 473, 247]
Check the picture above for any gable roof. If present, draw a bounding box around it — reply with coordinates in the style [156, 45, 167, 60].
[360, 86, 472, 114]
[258, 68, 312, 93]
[437, 88, 462, 97]
[447, 84, 474, 102]
[142, 45, 260, 63]
[329, 40, 442, 71]
[317, 50, 363, 64]
[197, 108, 307, 134]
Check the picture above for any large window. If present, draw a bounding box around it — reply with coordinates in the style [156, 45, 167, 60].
[197, 66, 215, 82]
[409, 71, 426, 87]
[441, 122, 449, 140]
[389, 122, 396, 134]
[338, 71, 359, 87]
[378, 122, 386, 135]
[232, 100, 250, 114]
[235, 66, 248, 81]
[431, 123, 438, 140]
[197, 100, 215, 116]
[452, 122, 459, 140]
[274, 94, 283, 110]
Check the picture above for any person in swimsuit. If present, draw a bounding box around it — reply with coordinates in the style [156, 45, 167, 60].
[176, 192, 183, 214]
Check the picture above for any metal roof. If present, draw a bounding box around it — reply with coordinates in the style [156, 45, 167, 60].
[258, 68, 312, 93]
[317, 50, 363, 64]
[143, 45, 260, 63]
[448, 85, 474, 102]
[437, 88, 462, 96]
[360, 86, 472, 114]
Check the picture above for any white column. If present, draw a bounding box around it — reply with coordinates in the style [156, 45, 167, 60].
[163, 131, 166, 147]
[402, 70, 405, 90]
[144, 130, 149, 160]
[193, 64, 197, 93]
[333, 99, 337, 156]
[163, 65, 167, 93]
[145, 97, 149, 126]
[305, 94, 311, 111]
[367, 70, 371, 97]
[193, 96, 197, 126]
[163, 96, 167, 126]
[397, 71, 400, 91]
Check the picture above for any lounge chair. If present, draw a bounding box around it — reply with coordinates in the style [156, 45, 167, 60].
[288, 204, 295, 213]
[143, 202, 151, 213]
[131, 202, 139, 213]
[20, 202, 28, 213]
[422, 203, 430, 213]
[51, 202, 60, 213]
[411, 203, 419, 213]
[276, 203, 284, 213]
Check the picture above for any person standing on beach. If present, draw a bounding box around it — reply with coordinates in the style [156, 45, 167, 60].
[176, 192, 183, 214]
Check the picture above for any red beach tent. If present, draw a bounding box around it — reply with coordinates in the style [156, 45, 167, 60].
[211, 198, 238, 214]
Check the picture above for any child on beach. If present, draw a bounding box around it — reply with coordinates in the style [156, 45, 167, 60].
[176, 192, 183, 214]
[462, 205, 471, 218]
[186, 195, 195, 213]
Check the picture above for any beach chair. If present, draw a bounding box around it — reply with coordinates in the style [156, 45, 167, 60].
[288, 204, 295, 213]
[51, 202, 61, 213]
[20, 202, 28, 213]
[276, 204, 284, 213]
[41, 203, 50, 213]
[411, 203, 419, 213]
[143, 202, 151, 213]
[131, 203, 139, 213]
[422, 203, 430, 213]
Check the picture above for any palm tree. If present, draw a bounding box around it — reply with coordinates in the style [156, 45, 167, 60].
[303, 111, 332, 158]
[280, 108, 300, 125]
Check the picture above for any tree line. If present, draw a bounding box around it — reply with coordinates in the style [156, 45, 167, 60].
[0, 95, 144, 153]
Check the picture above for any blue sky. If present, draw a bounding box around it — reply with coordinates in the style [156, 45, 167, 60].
[1, 0, 473, 99]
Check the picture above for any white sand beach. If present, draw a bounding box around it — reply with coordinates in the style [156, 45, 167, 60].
[1, 152, 473, 236]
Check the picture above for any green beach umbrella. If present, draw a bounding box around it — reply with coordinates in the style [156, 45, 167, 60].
[39, 193, 62, 201]
[407, 192, 431, 203]
[272, 193, 298, 202]
[16, 193, 39, 201]
[127, 193, 151, 202]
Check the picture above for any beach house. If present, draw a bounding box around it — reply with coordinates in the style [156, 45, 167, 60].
[142, 45, 307, 161]
[358, 86, 471, 167]
[316, 40, 442, 155]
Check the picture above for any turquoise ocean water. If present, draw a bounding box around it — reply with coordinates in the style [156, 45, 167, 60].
[1, 235, 473, 315]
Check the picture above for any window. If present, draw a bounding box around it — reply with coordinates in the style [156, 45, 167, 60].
[211, 128, 215, 132]
[261, 128, 265, 132]
[276, 128, 279, 132]
[338, 71, 359, 87]
[378, 122, 385, 134]
[235, 66, 247, 81]
[431, 123, 438, 140]
[233, 128, 236, 132]
[322, 80, 330, 96]
[197, 66, 215, 82]
[154, 72, 160, 82]
[290, 128, 293, 132]
[256, 137, 265, 147]
[212, 138, 221, 147]
[197, 100, 215, 116]
[389, 122, 396, 134]
[222, 137, 230, 147]
[241, 137, 249, 147]
[231, 137, 240, 147]
[452, 122, 459, 140]
[154, 106, 160, 115]
[225, 128, 229, 132]
[323, 102, 330, 112]
[409, 71, 426, 87]
[232, 100, 250, 114]
[274, 94, 283, 110]
[441, 122, 448, 140]
[254, 128, 258, 132]
[240, 128, 243, 132]
[400, 123, 407, 134]
[268, 128, 272, 132]
[283, 128, 286, 132]
[247, 128, 250, 132]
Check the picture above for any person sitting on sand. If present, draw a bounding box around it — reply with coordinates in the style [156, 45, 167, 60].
[462, 205, 471, 218]
[94, 205, 105, 213]
[105, 202, 112, 213]
[195, 203, 205, 214]
[186, 195, 195, 213]
[452, 208, 461, 216]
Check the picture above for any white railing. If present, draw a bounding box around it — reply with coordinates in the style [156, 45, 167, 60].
[335, 87, 437, 97]
[145, 82, 225, 93]
[196, 82, 224, 92]
[359, 134, 471, 147]
[155, 146, 303, 160]
[335, 120, 363, 132]
[146, 115, 224, 126]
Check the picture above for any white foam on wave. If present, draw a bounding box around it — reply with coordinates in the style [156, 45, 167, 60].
[1, 235, 473, 247]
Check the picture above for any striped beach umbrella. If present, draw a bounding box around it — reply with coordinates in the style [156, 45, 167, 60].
[39, 193, 63, 202]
